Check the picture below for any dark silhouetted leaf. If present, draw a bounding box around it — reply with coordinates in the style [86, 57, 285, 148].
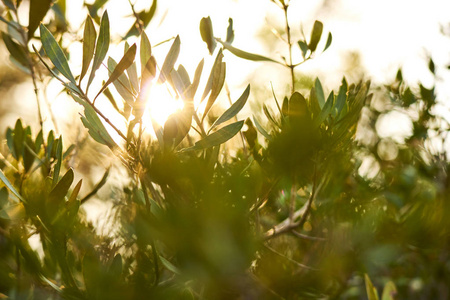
[28, 0, 52, 40]
[95, 43, 137, 100]
[211, 84, 250, 130]
[324, 32, 332, 52]
[309, 20, 323, 52]
[158, 35, 180, 84]
[226, 18, 234, 43]
[80, 15, 96, 82]
[298, 40, 308, 58]
[200, 16, 216, 55]
[52, 138, 63, 188]
[1, 0, 16, 11]
[2, 32, 28, 70]
[49, 168, 74, 206]
[184, 120, 244, 151]
[40, 24, 76, 84]
[87, 11, 110, 91]
[218, 39, 281, 64]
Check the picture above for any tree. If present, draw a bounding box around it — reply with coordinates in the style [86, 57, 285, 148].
[0, 0, 449, 299]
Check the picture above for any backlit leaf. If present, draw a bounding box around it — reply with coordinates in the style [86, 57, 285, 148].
[2, 32, 28, 70]
[95, 43, 137, 101]
[159, 256, 181, 275]
[315, 78, 325, 109]
[202, 61, 226, 121]
[381, 281, 397, 300]
[226, 18, 234, 43]
[365, 274, 380, 300]
[49, 168, 74, 205]
[0, 169, 26, 203]
[211, 84, 250, 130]
[218, 39, 281, 64]
[52, 138, 63, 188]
[87, 11, 110, 92]
[158, 35, 180, 84]
[309, 20, 323, 52]
[298, 40, 308, 58]
[140, 31, 152, 76]
[201, 49, 223, 103]
[28, 0, 52, 40]
[80, 15, 96, 82]
[108, 57, 135, 105]
[184, 58, 204, 100]
[40, 24, 76, 85]
[200, 16, 216, 55]
[324, 32, 332, 52]
[252, 116, 272, 141]
[183, 120, 244, 151]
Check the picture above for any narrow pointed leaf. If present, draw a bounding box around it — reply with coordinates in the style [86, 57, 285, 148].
[52, 138, 63, 188]
[1, 0, 16, 11]
[184, 58, 204, 99]
[298, 40, 308, 58]
[252, 116, 271, 141]
[335, 78, 348, 115]
[211, 84, 250, 130]
[316, 91, 334, 126]
[95, 44, 137, 100]
[324, 32, 332, 52]
[68, 179, 82, 203]
[218, 39, 281, 64]
[140, 31, 152, 76]
[381, 281, 397, 300]
[49, 168, 74, 205]
[158, 35, 180, 83]
[315, 78, 325, 109]
[309, 20, 323, 52]
[2, 32, 29, 70]
[202, 61, 226, 121]
[108, 57, 135, 105]
[0, 169, 26, 203]
[184, 120, 244, 151]
[226, 18, 234, 43]
[201, 49, 223, 102]
[28, 0, 53, 40]
[87, 11, 110, 91]
[263, 104, 280, 128]
[40, 24, 76, 84]
[365, 274, 380, 300]
[159, 256, 181, 275]
[80, 15, 96, 82]
[200, 16, 216, 55]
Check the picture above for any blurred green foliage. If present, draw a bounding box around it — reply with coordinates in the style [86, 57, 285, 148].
[0, 0, 449, 299]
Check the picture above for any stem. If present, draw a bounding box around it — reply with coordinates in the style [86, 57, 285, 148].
[283, 4, 295, 94]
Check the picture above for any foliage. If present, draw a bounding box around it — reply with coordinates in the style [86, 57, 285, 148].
[0, 0, 449, 299]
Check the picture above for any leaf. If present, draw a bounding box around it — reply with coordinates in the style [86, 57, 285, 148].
[0, 202, 25, 220]
[158, 35, 180, 84]
[298, 40, 308, 58]
[40, 24, 77, 85]
[309, 20, 323, 52]
[159, 256, 181, 275]
[68, 179, 82, 203]
[1, 0, 16, 11]
[123, 0, 157, 39]
[381, 281, 397, 300]
[0, 187, 8, 208]
[210, 84, 250, 130]
[315, 78, 325, 109]
[288, 92, 309, 124]
[107, 57, 135, 105]
[184, 58, 204, 100]
[80, 15, 96, 82]
[95, 44, 137, 101]
[52, 138, 63, 188]
[0, 169, 26, 203]
[315, 91, 334, 126]
[335, 78, 348, 116]
[263, 104, 280, 128]
[324, 32, 332, 52]
[200, 16, 216, 55]
[183, 120, 244, 151]
[202, 61, 226, 121]
[200, 49, 223, 103]
[218, 39, 281, 64]
[49, 168, 74, 206]
[252, 116, 272, 141]
[87, 10, 110, 92]
[140, 31, 152, 76]
[140, 55, 157, 88]
[226, 18, 234, 43]
[2, 32, 29, 70]
[28, 0, 53, 40]
[365, 274, 380, 300]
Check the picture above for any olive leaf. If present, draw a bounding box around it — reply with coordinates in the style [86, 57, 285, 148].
[200, 16, 216, 55]
[158, 35, 180, 84]
[80, 15, 96, 83]
[28, 0, 53, 40]
[87, 11, 110, 92]
[309, 20, 323, 52]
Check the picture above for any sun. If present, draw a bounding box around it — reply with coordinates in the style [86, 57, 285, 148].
[141, 83, 184, 131]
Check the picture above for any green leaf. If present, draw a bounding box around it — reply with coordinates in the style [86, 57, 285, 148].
[202, 60, 226, 121]
[68, 179, 82, 203]
[226, 18, 234, 43]
[263, 104, 280, 128]
[324, 32, 332, 52]
[315, 78, 325, 109]
[52, 138, 63, 188]
[309, 20, 323, 52]
[252, 116, 272, 141]
[124, 43, 139, 93]
[335, 78, 348, 116]
[158, 35, 180, 84]
[200, 16, 216, 55]
[95, 43, 137, 101]
[107, 57, 135, 105]
[28, 0, 53, 40]
[316, 91, 334, 126]
[381, 281, 397, 300]
[49, 168, 74, 206]
[80, 15, 96, 83]
[140, 31, 152, 76]
[40, 24, 77, 85]
[87, 10, 110, 92]
[288, 92, 309, 123]
[2, 32, 29, 70]
[1, 0, 16, 11]
[365, 274, 380, 300]
[183, 120, 244, 151]
[0, 187, 8, 209]
[159, 256, 181, 275]
[218, 39, 281, 64]
[0, 169, 26, 203]
[200, 49, 223, 103]
[184, 58, 204, 100]
[210, 84, 250, 130]
[298, 40, 308, 58]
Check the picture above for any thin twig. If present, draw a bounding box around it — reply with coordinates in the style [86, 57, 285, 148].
[264, 244, 318, 271]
